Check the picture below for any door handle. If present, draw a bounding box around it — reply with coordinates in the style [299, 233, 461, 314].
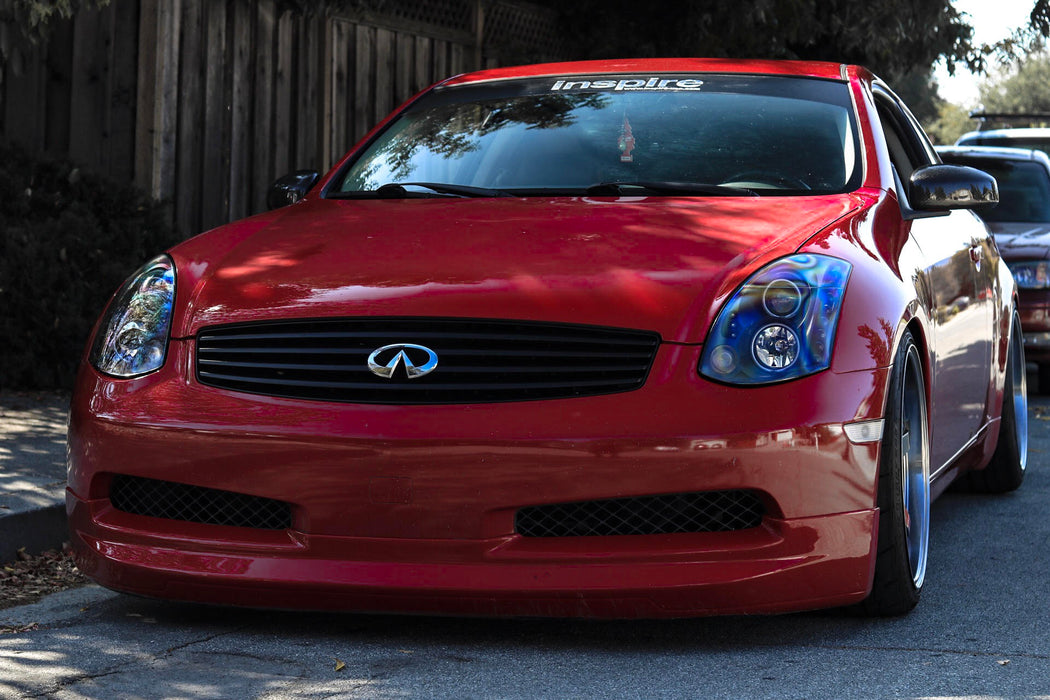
[969, 244, 982, 267]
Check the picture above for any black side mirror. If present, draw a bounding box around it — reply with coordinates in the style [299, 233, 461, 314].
[908, 164, 998, 211]
[266, 170, 320, 210]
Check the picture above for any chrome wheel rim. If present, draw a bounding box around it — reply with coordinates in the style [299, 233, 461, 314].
[901, 345, 930, 589]
[1011, 314, 1028, 473]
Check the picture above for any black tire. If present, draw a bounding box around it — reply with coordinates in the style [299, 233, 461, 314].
[958, 310, 1027, 493]
[860, 330, 929, 617]
[1037, 363, 1050, 395]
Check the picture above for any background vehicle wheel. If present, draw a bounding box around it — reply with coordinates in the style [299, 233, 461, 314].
[861, 330, 929, 616]
[957, 310, 1027, 493]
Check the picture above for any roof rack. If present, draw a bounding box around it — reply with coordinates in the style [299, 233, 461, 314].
[969, 112, 1050, 131]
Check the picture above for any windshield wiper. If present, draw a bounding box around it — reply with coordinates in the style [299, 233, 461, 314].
[370, 182, 513, 198]
[585, 181, 757, 197]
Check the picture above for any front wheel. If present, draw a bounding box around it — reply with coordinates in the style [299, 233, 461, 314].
[861, 330, 930, 616]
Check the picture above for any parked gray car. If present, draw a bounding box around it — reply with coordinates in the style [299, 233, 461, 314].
[956, 126, 1050, 156]
[938, 145, 1050, 392]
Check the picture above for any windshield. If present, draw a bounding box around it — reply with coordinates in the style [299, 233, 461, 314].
[943, 157, 1050, 223]
[329, 74, 862, 197]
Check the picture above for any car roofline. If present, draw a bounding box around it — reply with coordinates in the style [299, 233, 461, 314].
[958, 127, 1050, 141]
[935, 145, 1049, 163]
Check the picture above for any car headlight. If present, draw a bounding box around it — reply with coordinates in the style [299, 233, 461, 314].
[700, 254, 851, 385]
[90, 255, 176, 378]
[1009, 261, 1050, 289]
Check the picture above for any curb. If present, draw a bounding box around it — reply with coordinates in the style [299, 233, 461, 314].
[1, 391, 71, 564]
[0, 503, 68, 563]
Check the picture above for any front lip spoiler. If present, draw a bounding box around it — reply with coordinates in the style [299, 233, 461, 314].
[68, 488, 877, 618]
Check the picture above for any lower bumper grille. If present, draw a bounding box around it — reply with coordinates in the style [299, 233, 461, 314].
[515, 490, 766, 537]
[109, 475, 292, 530]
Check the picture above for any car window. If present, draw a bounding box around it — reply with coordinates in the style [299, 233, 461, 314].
[330, 75, 863, 196]
[873, 88, 936, 184]
[941, 158, 1050, 223]
[958, 134, 1050, 157]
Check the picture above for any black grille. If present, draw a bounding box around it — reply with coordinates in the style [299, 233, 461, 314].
[195, 318, 660, 404]
[515, 490, 766, 537]
[109, 475, 292, 530]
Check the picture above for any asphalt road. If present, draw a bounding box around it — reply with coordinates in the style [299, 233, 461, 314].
[2, 397, 1050, 699]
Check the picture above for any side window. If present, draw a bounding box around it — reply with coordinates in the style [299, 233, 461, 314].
[877, 106, 917, 181]
[873, 87, 937, 198]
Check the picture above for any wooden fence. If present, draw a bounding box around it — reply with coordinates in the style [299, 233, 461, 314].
[0, 0, 563, 237]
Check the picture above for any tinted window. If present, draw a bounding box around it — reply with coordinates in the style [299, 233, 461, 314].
[942, 157, 1050, 222]
[331, 75, 862, 196]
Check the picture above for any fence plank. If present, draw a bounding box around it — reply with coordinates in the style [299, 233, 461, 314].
[273, 9, 293, 178]
[329, 18, 351, 165]
[176, 0, 204, 236]
[295, 13, 320, 169]
[134, 0, 158, 193]
[70, 7, 104, 169]
[433, 39, 449, 83]
[353, 23, 375, 144]
[107, 0, 140, 183]
[394, 30, 411, 107]
[0, 22, 8, 137]
[319, 15, 333, 171]
[96, 4, 119, 174]
[374, 28, 395, 124]
[414, 35, 431, 94]
[5, 38, 46, 153]
[450, 42, 466, 77]
[152, 0, 181, 208]
[201, 0, 229, 231]
[252, 0, 276, 212]
[229, 0, 253, 221]
[43, 19, 73, 156]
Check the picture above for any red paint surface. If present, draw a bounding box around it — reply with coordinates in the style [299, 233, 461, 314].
[171, 195, 863, 343]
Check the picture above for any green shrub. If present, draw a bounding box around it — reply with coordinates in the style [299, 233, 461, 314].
[0, 145, 180, 389]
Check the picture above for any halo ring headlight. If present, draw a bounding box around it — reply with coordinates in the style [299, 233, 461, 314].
[699, 254, 851, 385]
[90, 255, 176, 378]
[762, 279, 803, 317]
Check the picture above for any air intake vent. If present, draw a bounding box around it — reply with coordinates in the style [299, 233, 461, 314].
[195, 318, 660, 404]
[109, 475, 292, 530]
[515, 490, 766, 537]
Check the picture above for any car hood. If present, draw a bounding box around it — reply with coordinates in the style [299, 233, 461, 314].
[171, 195, 864, 343]
[986, 221, 1050, 258]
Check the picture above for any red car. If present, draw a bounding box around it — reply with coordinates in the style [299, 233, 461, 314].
[68, 59, 1026, 618]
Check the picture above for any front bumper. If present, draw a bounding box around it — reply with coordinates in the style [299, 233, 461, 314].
[68, 494, 876, 617]
[68, 341, 887, 617]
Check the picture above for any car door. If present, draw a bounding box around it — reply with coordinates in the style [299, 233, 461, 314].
[873, 87, 995, 475]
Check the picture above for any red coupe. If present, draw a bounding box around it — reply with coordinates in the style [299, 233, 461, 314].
[68, 59, 1026, 617]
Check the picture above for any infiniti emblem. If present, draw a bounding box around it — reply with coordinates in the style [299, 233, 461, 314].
[367, 343, 439, 379]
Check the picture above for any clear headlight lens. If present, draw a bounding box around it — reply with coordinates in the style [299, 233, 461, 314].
[1010, 261, 1050, 289]
[700, 254, 851, 385]
[90, 255, 176, 378]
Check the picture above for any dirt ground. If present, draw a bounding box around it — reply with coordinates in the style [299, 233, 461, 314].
[0, 546, 87, 616]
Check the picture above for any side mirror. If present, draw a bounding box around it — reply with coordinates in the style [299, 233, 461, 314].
[908, 164, 998, 211]
[266, 170, 320, 210]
